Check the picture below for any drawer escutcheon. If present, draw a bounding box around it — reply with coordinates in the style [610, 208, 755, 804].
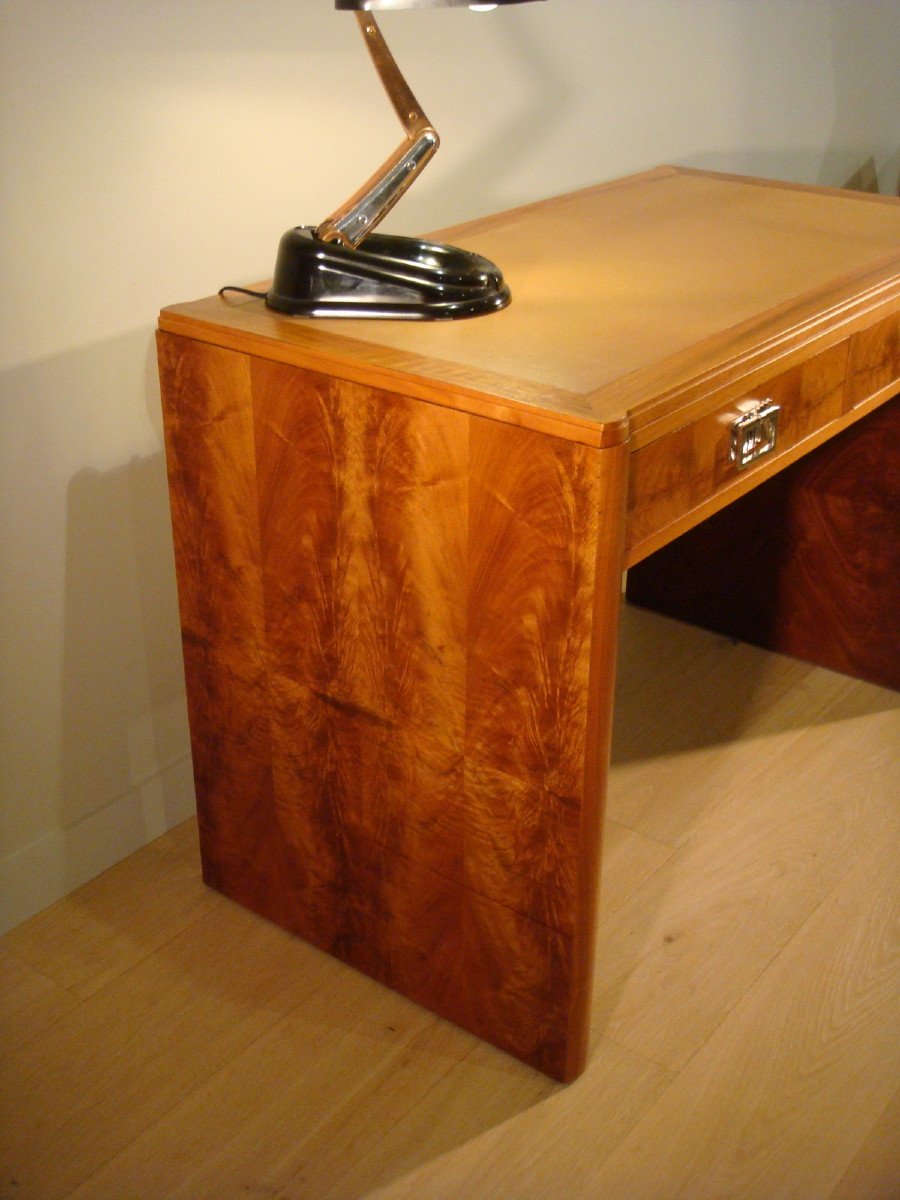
[730, 401, 781, 470]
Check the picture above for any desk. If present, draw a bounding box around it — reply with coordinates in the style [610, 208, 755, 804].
[157, 167, 899, 1081]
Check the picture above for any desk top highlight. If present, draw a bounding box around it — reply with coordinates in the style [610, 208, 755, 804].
[159, 166, 900, 448]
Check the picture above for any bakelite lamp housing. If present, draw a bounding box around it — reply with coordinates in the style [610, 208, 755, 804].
[263, 0, 544, 318]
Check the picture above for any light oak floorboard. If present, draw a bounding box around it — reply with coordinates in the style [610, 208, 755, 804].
[2, 820, 213, 1005]
[596, 819, 674, 918]
[64, 969, 449, 1200]
[342, 1037, 672, 1200]
[829, 1086, 900, 1200]
[1, 607, 897, 1200]
[363, 793, 899, 1200]
[1, 905, 335, 1200]
[0, 952, 79, 1052]
[580, 813, 900, 1200]
[595, 692, 898, 1071]
[609, 606, 894, 846]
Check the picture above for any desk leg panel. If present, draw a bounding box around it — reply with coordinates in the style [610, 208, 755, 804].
[157, 333, 282, 895]
[159, 334, 627, 1080]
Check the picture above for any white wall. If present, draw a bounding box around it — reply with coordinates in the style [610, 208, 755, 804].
[825, 0, 900, 192]
[1, 0, 897, 933]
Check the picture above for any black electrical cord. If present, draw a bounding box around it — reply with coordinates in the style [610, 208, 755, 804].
[218, 285, 268, 300]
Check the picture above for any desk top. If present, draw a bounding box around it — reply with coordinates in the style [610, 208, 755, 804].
[160, 166, 900, 448]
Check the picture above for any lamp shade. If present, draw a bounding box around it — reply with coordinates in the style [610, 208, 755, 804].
[336, 2, 542, 9]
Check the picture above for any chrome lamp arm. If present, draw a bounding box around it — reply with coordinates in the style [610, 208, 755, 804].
[259, 0, 545, 320]
[315, 13, 440, 247]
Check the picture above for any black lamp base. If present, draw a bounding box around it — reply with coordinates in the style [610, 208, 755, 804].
[265, 226, 510, 320]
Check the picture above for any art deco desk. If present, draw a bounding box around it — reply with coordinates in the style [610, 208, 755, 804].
[157, 167, 899, 1082]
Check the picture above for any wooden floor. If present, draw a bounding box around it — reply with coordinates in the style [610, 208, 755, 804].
[2, 605, 898, 1200]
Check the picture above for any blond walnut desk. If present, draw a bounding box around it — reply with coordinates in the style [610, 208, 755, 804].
[158, 167, 900, 1081]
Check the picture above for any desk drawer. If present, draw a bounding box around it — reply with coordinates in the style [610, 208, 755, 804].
[626, 340, 849, 557]
[846, 312, 900, 410]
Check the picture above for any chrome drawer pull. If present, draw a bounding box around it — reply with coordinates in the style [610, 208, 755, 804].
[730, 401, 781, 470]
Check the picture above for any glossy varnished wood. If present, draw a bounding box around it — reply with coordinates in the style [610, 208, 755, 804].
[626, 339, 849, 557]
[159, 332, 627, 1079]
[160, 168, 900, 450]
[626, 397, 900, 690]
[158, 168, 900, 1080]
[846, 311, 900, 410]
[3, 611, 897, 1200]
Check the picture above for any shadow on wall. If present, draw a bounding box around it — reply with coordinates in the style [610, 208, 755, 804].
[821, 1, 900, 194]
[0, 330, 194, 930]
[60, 450, 193, 870]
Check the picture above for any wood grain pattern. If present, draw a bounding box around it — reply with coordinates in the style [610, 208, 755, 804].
[159, 334, 627, 1080]
[829, 1087, 900, 1200]
[846, 311, 900, 410]
[626, 396, 900, 689]
[157, 170, 900, 1084]
[626, 339, 848, 552]
[583, 817, 900, 1200]
[4, 605, 897, 1200]
[157, 334, 282, 898]
[160, 168, 900, 448]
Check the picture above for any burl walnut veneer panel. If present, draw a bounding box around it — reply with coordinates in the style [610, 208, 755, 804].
[158, 331, 627, 1080]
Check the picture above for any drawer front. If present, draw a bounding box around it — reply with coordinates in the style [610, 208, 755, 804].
[627, 340, 849, 554]
[846, 312, 900, 410]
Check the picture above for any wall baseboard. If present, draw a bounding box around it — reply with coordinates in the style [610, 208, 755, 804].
[0, 756, 196, 935]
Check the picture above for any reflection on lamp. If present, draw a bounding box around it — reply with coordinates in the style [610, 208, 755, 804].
[264, 0, 545, 320]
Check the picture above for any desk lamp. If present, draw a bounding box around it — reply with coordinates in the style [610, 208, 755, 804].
[264, 0, 544, 319]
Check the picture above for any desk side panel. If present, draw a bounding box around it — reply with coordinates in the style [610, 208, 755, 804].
[156, 333, 286, 897]
[158, 331, 627, 1081]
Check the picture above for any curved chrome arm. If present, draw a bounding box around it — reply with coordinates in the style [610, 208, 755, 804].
[315, 13, 440, 247]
